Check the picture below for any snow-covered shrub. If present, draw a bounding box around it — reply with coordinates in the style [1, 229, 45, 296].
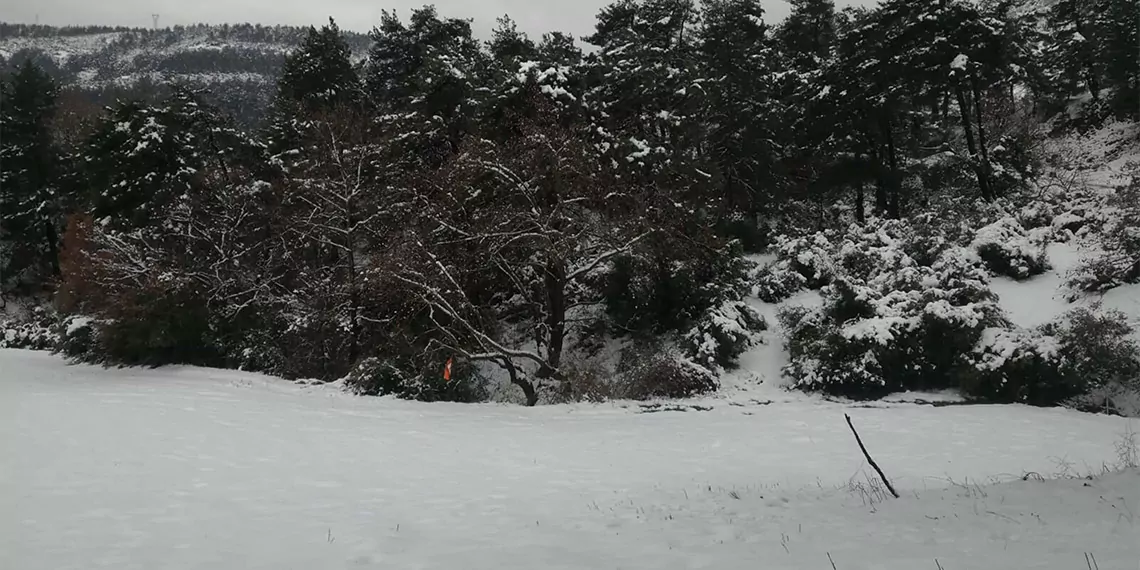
[964, 309, 1140, 408]
[682, 300, 766, 371]
[717, 214, 769, 254]
[0, 306, 58, 350]
[615, 343, 718, 400]
[54, 315, 97, 358]
[344, 355, 488, 403]
[753, 262, 808, 303]
[750, 231, 841, 303]
[604, 239, 753, 334]
[554, 360, 613, 403]
[1068, 176, 1140, 292]
[782, 232, 1006, 399]
[774, 232, 837, 289]
[963, 327, 1068, 405]
[971, 217, 1049, 279]
[1069, 382, 1140, 418]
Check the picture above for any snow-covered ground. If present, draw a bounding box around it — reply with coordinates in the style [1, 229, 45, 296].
[2, 348, 1137, 570]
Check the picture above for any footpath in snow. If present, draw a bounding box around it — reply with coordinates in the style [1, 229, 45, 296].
[2, 349, 1137, 570]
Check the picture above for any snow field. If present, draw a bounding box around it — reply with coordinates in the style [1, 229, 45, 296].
[2, 349, 1137, 569]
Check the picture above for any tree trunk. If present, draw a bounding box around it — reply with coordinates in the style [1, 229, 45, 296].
[501, 358, 538, 406]
[345, 198, 360, 365]
[1074, 14, 1101, 102]
[971, 76, 993, 197]
[43, 220, 60, 276]
[542, 258, 566, 377]
[868, 135, 889, 215]
[881, 114, 902, 219]
[854, 178, 866, 224]
[955, 83, 993, 201]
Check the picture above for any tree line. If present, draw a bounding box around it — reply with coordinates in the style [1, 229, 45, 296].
[2, 0, 1136, 403]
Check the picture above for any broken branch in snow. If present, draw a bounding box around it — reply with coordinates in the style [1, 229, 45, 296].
[844, 413, 900, 499]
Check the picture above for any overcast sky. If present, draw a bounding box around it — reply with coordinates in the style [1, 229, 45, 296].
[0, 0, 873, 41]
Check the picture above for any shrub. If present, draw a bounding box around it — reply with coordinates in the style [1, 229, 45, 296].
[343, 354, 489, 403]
[783, 241, 1006, 399]
[774, 232, 837, 289]
[753, 262, 807, 303]
[1068, 176, 1140, 292]
[971, 217, 1049, 280]
[717, 214, 769, 253]
[554, 360, 613, 403]
[82, 287, 222, 367]
[1068, 381, 1140, 418]
[0, 306, 58, 350]
[965, 309, 1140, 408]
[55, 315, 97, 358]
[604, 239, 753, 334]
[683, 300, 766, 371]
[615, 342, 718, 400]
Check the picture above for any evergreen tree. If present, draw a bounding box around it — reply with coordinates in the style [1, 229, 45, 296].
[82, 86, 266, 230]
[698, 0, 784, 217]
[0, 60, 63, 285]
[777, 0, 837, 69]
[267, 19, 360, 165]
[364, 6, 485, 165]
[487, 16, 538, 64]
[1094, 0, 1139, 115]
[584, 0, 706, 175]
[273, 19, 360, 112]
[1045, 0, 1103, 103]
[537, 32, 583, 67]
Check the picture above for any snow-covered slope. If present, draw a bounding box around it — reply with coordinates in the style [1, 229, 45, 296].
[1, 348, 1137, 570]
[0, 23, 370, 124]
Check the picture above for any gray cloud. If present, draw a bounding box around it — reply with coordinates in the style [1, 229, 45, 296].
[1, 0, 869, 42]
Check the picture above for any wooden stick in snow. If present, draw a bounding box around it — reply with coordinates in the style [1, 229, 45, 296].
[844, 413, 900, 499]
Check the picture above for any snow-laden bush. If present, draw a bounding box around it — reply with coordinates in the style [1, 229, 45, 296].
[683, 300, 766, 371]
[1069, 382, 1140, 418]
[965, 308, 1140, 409]
[0, 304, 59, 350]
[782, 225, 1007, 398]
[615, 342, 718, 400]
[751, 232, 839, 303]
[344, 355, 489, 403]
[55, 315, 97, 358]
[604, 241, 754, 334]
[753, 262, 808, 303]
[1, 319, 57, 350]
[971, 217, 1050, 280]
[1068, 176, 1140, 292]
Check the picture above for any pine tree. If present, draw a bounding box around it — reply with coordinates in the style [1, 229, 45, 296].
[487, 16, 538, 64]
[584, 0, 706, 175]
[537, 32, 583, 67]
[1094, 0, 1139, 115]
[777, 0, 837, 69]
[364, 6, 485, 165]
[1045, 0, 1103, 103]
[267, 19, 360, 166]
[698, 0, 783, 216]
[82, 86, 265, 230]
[479, 21, 584, 141]
[0, 60, 63, 284]
[274, 19, 360, 112]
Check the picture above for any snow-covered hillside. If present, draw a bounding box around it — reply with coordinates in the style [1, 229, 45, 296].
[1, 348, 1137, 570]
[0, 23, 370, 123]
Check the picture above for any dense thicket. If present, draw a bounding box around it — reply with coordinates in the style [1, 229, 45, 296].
[1, 0, 1137, 405]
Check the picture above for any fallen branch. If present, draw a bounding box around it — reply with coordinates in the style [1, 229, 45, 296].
[844, 413, 900, 499]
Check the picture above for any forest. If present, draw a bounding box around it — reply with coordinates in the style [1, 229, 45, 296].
[2, 0, 1138, 408]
